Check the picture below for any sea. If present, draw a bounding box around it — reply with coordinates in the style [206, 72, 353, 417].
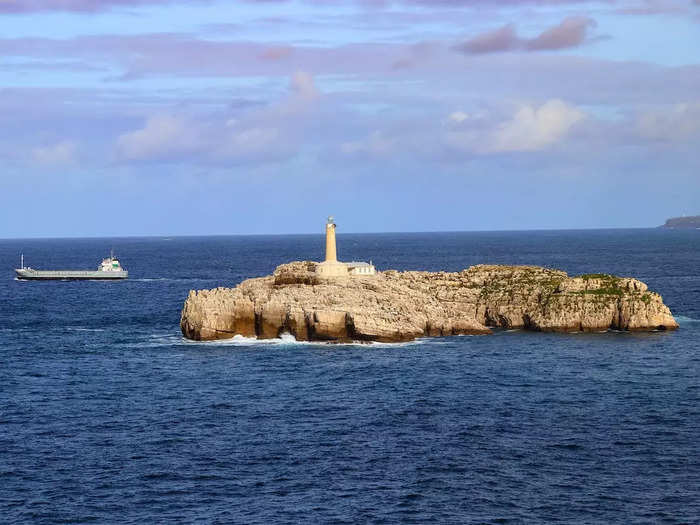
[0, 229, 698, 524]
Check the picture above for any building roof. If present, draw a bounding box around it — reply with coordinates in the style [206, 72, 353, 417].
[345, 261, 374, 268]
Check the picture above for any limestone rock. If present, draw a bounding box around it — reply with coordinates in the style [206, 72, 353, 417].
[180, 263, 678, 342]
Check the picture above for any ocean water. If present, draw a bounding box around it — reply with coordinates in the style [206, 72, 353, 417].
[1, 229, 699, 524]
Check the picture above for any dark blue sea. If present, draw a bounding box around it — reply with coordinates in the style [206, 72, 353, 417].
[1, 229, 699, 524]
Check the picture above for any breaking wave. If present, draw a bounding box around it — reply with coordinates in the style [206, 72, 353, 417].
[135, 332, 423, 348]
[183, 333, 422, 348]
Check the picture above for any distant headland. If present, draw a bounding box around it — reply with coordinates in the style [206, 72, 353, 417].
[660, 216, 700, 229]
[180, 218, 678, 343]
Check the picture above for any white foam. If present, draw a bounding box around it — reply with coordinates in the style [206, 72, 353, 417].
[364, 339, 422, 347]
[118, 330, 438, 349]
[675, 315, 700, 324]
[182, 332, 422, 348]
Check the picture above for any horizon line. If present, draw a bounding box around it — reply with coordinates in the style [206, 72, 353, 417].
[0, 225, 671, 242]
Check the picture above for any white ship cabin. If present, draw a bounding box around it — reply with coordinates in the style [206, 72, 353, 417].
[346, 261, 376, 276]
[99, 256, 124, 272]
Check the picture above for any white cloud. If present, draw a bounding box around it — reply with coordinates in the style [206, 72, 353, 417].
[290, 70, 318, 100]
[341, 130, 396, 157]
[277, 70, 320, 117]
[115, 72, 320, 164]
[637, 102, 700, 141]
[116, 115, 200, 161]
[445, 99, 584, 154]
[486, 99, 584, 153]
[448, 111, 469, 123]
[223, 126, 281, 158]
[31, 140, 78, 166]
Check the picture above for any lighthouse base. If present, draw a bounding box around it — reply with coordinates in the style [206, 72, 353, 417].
[316, 261, 350, 279]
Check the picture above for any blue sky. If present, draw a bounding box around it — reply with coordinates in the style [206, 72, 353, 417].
[1, 0, 699, 237]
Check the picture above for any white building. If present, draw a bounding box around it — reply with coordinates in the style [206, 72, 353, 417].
[346, 261, 376, 276]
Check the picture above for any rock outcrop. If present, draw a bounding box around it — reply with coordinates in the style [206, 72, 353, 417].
[180, 262, 678, 342]
[660, 216, 700, 229]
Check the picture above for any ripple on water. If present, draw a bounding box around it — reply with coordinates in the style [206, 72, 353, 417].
[1, 232, 699, 523]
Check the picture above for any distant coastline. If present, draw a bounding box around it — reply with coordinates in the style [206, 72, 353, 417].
[660, 216, 700, 229]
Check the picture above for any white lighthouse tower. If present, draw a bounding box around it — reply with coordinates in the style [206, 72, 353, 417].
[316, 216, 350, 278]
[316, 216, 376, 279]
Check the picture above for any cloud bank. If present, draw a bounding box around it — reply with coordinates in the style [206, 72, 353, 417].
[0, 0, 206, 13]
[455, 16, 597, 54]
[31, 141, 79, 166]
[0, 0, 697, 237]
[0, 0, 620, 14]
[116, 72, 320, 164]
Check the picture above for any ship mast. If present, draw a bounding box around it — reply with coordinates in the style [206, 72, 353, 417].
[20, 253, 24, 269]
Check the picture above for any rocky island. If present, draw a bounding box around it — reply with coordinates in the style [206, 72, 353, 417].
[180, 261, 677, 342]
[180, 218, 677, 343]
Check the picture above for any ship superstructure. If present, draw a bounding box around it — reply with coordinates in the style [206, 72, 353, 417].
[15, 253, 128, 281]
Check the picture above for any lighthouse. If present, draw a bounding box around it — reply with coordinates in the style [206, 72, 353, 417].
[316, 216, 376, 279]
[316, 216, 349, 278]
[325, 216, 338, 262]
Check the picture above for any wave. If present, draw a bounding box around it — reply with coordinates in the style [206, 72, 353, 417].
[184, 333, 308, 347]
[129, 278, 217, 283]
[184, 333, 421, 347]
[1, 326, 107, 333]
[675, 315, 700, 324]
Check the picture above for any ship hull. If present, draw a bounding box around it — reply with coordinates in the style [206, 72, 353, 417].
[15, 269, 128, 281]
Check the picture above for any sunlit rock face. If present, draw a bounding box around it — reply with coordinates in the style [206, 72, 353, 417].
[180, 262, 678, 343]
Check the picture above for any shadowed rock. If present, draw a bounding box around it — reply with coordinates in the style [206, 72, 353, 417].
[180, 262, 678, 342]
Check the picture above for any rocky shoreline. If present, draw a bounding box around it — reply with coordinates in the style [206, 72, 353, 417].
[180, 262, 678, 343]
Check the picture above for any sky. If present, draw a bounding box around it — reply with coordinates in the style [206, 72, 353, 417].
[1, 0, 699, 237]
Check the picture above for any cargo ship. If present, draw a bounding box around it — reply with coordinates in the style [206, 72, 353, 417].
[15, 253, 128, 281]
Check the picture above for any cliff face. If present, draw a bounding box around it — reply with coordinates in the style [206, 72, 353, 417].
[180, 262, 678, 343]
